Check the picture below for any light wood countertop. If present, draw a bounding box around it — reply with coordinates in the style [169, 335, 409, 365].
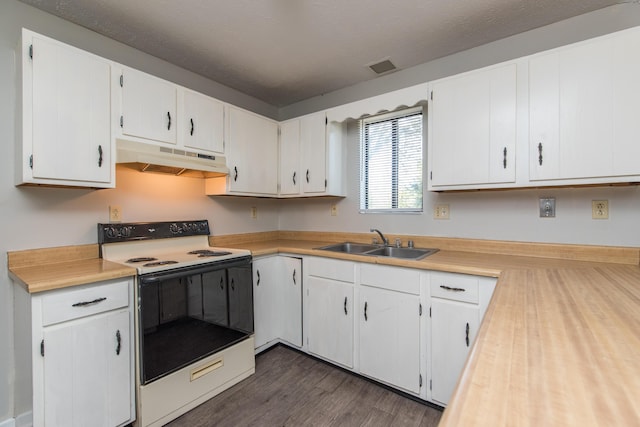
[8, 233, 640, 425]
[209, 234, 640, 426]
[439, 266, 640, 427]
[8, 244, 136, 293]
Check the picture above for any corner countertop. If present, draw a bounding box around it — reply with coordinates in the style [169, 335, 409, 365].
[8, 234, 640, 425]
[213, 236, 640, 426]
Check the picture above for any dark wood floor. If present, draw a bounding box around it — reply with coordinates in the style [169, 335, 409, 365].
[165, 345, 443, 427]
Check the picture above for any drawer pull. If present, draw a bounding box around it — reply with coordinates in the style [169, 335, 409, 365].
[71, 297, 107, 307]
[440, 285, 465, 292]
[191, 358, 224, 381]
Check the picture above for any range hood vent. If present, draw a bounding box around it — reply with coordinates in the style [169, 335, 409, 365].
[116, 140, 229, 178]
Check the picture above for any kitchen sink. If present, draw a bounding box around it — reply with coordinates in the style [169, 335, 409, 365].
[315, 242, 438, 260]
[364, 246, 439, 260]
[315, 242, 381, 254]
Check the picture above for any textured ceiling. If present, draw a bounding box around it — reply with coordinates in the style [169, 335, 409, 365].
[19, 0, 626, 107]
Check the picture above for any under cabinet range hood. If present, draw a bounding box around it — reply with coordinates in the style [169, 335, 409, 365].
[116, 140, 229, 178]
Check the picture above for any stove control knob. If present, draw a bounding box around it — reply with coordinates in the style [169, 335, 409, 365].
[121, 226, 132, 237]
[105, 226, 118, 239]
[169, 223, 181, 234]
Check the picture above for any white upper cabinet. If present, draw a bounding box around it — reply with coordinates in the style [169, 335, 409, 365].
[428, 62, 517, 190]
[118, 67, 177, 145]
[278, 111, 345, 197]
[300, 112, 327, 194]
[19, 29, 113, 188]
[529, 27, 640, 183]
[206, 106, 278, 196]
[180, 89, 225, 154]
[278, 119, 301, 195]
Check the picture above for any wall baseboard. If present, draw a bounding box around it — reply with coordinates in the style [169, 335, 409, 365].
[14, 411, 32, 427]
[0, 417, 15, 427]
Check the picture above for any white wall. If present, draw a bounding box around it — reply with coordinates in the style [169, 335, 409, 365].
[0, 1, 279, 422]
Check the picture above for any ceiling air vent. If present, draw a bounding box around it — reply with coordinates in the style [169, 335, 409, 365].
[368, 59, 397, 75]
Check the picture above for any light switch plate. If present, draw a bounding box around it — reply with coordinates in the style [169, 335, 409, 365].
[539, 198, 555, 218]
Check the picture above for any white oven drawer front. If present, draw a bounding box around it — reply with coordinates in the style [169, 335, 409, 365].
[139, 337, 255, 427]
[41, 279, 130, 326]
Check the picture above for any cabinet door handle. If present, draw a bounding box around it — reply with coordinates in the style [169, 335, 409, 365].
[256, 270, 260, 286]
[220, 276, 224, 290]
[98, 145, 103, 167]
[439, 285, 465, 292]
[167, 111, 172, 130]
[306, 169, 310, 183]
[465, 322, 470, 347]
[234, 166, 238, 182]
[190, 118, 194, 136]
[292, 171, 296, 185]
[231, 278, 235, 291]
[364, 301, 368, 321]
[116, 330, 122, 355]
[72, 297, 107, 307]
[344, 296, 347, 315]
[292, 269, 296, 285]
[538, 143, 543, 166]
[503, 147, 507, 169]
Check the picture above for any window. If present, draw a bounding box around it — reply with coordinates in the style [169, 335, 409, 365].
[360, 107, 423, 213]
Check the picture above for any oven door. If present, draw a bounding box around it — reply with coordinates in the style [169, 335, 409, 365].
[138, 256, 252, 384]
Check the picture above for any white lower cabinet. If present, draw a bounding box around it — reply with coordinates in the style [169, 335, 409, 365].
[358, 264, 422, 394]
[252, 255, 302, 350]
[13, 278, 135, 427]
[429, 272, 496, 406]
[304, 257, 355, 368]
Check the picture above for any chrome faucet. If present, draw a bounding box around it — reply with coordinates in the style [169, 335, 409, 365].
[370, 228, 389, 246]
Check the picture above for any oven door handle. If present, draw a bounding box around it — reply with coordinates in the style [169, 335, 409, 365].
[139, 256, 252, 284]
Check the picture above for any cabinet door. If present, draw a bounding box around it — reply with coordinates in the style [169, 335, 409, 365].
[279, 120, 301, 195]
[43, 309, 131, 427]
[430, 298, 479, 405]
[530, 28, 640, 181]
[182, 89, 225, 154]
[300, 112, 327, 194]
[252, 258, 279, 348]
[120, 67, 177, 145]
[227, 107, 278, 194]
[429, 63, 516, 188]
[228, 265, 254, 333]
[279, 257, 302, 346]
[29, 34, 111, 184]
[306, 276, 354, 368]
[359, 286, 421, 393]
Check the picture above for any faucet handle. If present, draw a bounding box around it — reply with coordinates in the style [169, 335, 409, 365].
[407, 240, 415, 248]
[394, 238, 402, 248]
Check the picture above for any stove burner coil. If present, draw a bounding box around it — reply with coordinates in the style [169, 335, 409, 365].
[143, 260, 179, 267]
[126, 257, 158, 263]
[188, 250, 233, 257]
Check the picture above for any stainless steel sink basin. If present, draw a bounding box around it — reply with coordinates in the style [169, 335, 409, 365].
[315, 242, 381, 254]
[315, 242, 438, 260]
[364, 246, 439, 260]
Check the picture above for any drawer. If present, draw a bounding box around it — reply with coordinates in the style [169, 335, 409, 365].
[430, 272, 479, 303]
[41, 279, 130, 326]
[305, 257, 355, 283]
[360, 264, 420, 295]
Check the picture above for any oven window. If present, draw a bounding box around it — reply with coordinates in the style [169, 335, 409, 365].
[139, 262, 253, 384]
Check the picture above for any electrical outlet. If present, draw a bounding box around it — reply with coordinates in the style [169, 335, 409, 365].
[330, 204, 338, 216]
[434, 204, 450, 219]
[109, 205, 122, 223]
[592, 200, 609, 219]
[251, 207, 258, 219]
